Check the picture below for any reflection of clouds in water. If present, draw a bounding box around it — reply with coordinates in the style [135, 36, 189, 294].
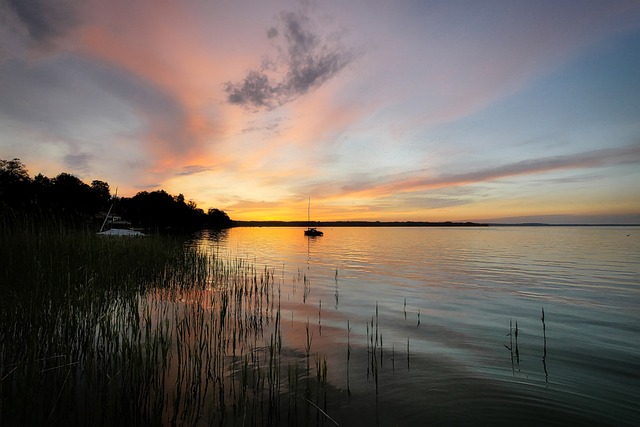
[140, 225, 640, 425]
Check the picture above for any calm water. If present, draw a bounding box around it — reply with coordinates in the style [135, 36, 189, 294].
[191, 226, 640, 426]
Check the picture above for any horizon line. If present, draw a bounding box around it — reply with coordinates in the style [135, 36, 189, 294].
[231, 220, 640, 227]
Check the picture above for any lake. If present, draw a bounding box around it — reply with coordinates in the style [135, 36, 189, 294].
[189, 225, 640, 426]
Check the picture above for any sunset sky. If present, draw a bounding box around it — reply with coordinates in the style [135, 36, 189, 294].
[1, 0, 639, 223]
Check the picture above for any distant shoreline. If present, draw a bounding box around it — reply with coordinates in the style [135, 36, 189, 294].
[233, 221, 639, 227]
[488, 223, 639, 227]
[235, 221, 488, 227]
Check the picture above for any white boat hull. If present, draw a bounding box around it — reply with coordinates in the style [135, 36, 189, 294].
[97, 229, 145, 237]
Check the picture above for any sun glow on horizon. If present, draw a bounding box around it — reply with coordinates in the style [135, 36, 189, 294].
[1, 0, 639, 224]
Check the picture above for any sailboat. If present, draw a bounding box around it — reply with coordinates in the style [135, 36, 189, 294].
[97, 189, 145, 237]
[304, 198, 323, 236]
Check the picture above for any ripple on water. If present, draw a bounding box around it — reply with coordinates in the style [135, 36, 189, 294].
[191, 226, 640, 425]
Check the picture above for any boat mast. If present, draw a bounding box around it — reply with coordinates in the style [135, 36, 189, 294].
[99, 187, 118, 232]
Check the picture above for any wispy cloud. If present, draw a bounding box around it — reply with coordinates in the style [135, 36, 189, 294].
[64, 153, 92, 175]
[0, 52, 191, 160]
[176, 165, 211, 176]
[224, 10, 357, 111]
[301, 144, 640, 200]
[398, 144, 640, 192]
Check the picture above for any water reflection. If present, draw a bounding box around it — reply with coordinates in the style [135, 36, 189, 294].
[192, 227, 228, 244]
[183, 226, 640, 425]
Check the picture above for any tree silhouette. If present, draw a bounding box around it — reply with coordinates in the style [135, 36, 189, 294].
[118, 190, 221, 231]
[52, 173, 94, 215]
[0, 158, 32, 210]
[207, 208, 233, 228]
[32, 174, 54, 209]
[91, 180, 111, 210]
[0, 158, 29, 183]
[0, 158, 233, 231]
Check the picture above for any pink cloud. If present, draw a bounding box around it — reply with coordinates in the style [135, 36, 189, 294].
[299, 144, 640, 201]
[67, 1, 273, 180]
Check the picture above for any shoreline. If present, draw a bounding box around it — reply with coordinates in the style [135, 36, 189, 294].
[235, 220, 488, 227]
[233, 220, 639, 228]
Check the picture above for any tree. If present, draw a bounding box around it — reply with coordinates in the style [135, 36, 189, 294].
[0, 158, 30, 184]
[52, 173, 93, 214]
[207, 208, 233, 228]
[32, 173, 54, 209]
[1, 158, 233, 230]
[126, 190, 179, 229]
[0, 158, 32, 209]
[90, 180, 111, 211]
[91, 180, 110, 202]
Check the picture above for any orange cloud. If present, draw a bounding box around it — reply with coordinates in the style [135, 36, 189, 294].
[74, 2, 273, 181]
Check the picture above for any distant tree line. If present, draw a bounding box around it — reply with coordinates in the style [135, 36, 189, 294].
[0, 158, 233, 231]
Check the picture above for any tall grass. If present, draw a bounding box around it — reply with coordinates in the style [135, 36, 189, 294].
[0, 222, 332, 426]
[1, 222, 187, 425]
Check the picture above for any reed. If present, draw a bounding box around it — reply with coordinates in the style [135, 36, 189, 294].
[319, 299, 322, 335]
[305, 318, 313, 358]
[1, 222, 338, 426]
[391, 345, 395, 371]
[346, 319, 352, 396]
[504, 317, 524, 378]
[2, 224, 182, 425]
[364, 304, 383, 392]
[542, 307, 548, 382]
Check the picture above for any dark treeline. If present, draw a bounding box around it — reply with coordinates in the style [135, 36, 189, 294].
[0, 158, 233, 231]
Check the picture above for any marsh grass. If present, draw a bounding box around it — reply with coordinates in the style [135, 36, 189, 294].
[542, 308, 548, 382]
[1, 223, 182, 425]
[0, 223, 334, 426]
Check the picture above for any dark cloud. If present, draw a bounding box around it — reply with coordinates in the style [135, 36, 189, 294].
[267, 27, 278, 39]
[0, 53, 192, 158]
[4, 0, 79, 46]
[224, 70, 282, 110]
[64, 153, 92, 175]
[224, 10, 356, 111]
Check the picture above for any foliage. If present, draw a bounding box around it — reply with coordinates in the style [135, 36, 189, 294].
[0, 158, 32, 210]
[0, 158, 233, 230]
[207, 207, 233, 228]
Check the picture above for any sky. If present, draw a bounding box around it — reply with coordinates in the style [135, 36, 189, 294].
[1, 0, 639, 223]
